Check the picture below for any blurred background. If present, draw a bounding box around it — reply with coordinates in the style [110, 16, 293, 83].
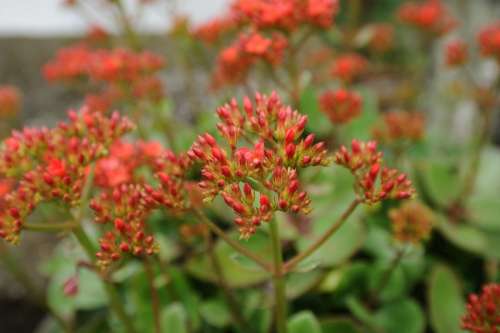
[0, 0, 499, 332]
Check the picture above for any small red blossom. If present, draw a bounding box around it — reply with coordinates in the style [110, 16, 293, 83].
[188, 92, 329, 238]
[389, 201, 434, 244]
[0, 85, 22, 117]
[461, 283, 500, 333]
[319, 89, 363, 125]
[397, 0, 456, 36]
[193, 15, 237, 44]
[478, 21, 500, 62]
[63, 276, 79, 297]
[334, 140, 416, 204]
[445, 40, 468, 67]
[330, 54, 368, 83]
[372, 111, 425, 144]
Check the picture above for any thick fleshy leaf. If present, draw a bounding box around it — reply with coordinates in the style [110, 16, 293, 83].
[320, 317, 363, 333]
[161, 303, 188, 333]
[373, 299, 425, 333]
[287, 311, 322, 333]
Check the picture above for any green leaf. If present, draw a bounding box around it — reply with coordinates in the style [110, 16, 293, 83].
[420, 161, 461, 206]
[341, 88, 379, 142]
[186, 231, 271, 288]
[320, 317, 363, 333]
[286, 271, 324, 299]
[373, 299, 425, 333]
[428, 264, 466, 333]
[287, 311, 322, 333]
[161, 303, 188, 333]
[200, 299, 231, 328]
[300, 86, 332, 136]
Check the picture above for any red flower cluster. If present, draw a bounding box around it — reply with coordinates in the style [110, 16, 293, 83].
[232, 0, 339, 30]
[461, 283, 500, 333]
[0, 85, 21, 117]
[91, 183, 160, 268]
[188, 92, 330, 238]
[193, 15, 238, 44]
[334, 140, 415, 204]
[445, 40, 468, 67]
[367, 23, 394, 53]
[319, 89, 362, 125]
[478, 21, 500, 62]
[0, 107, 134, 244]
[43, 45, 165, 111]
[397, 0, 456, 36]
[213, 32, 288, 87]
[372, 111, 425, 144]
[389, 201, 433, 244]
[330, 53, 368, 83]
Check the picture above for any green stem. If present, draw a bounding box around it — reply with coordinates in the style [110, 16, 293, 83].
[24, 222, 79, 232]
[143, 258, 161, 333]
[72, 227, 137, 333]
[194, 209, 273, 272]
[371, 246, 408, 302]
[283, 199, 360, 273]
[269, 218, 287, 333]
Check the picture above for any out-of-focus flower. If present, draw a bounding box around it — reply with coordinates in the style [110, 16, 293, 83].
[372, 111, 425, 144]
[461, 283, 500, 333]
[478, 21, 500, 62]
[0, 106, 134, 244]
[319, 89, 362, 125]
[445, 40, 468, 67]
[193, 15, 238, 44]
[334, 140, 415, 204]
[368, 23, 394, 53]
[0, 85, 22, 117]
[212, 32, 287, 88]
[85, 25, 109, 44]
[188, 92, 330, 238]
[397, 0, 456, 36]
[389, 201, 433, 244]
[63, 276, 79, 297]
[330, 53, 368, 83]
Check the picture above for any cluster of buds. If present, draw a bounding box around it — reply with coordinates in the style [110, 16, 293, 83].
[445, 40, 468, 67]
[213, 32, 288, 87]
[334, 140, 415, 204]
[91, 183, 160, 269]
[0, 106, 134, 244]
[188, 92, 329, 238]
[363, 23, 395, 54]
[319, 89, 363, 125]
[397, 0, 456, 36]
[193, 15, 238, 44]
[94, 140, 166, 188]
[330, 53, 368, 83]
[0, 85, 21, 117]
[478, 21, 500, 63]
[389, 201, 433, 244]
[232, 0, 339, 31]
[43, 45, 165, 111]
[461, 283, 500, 333]
[372, 111, 425, 145]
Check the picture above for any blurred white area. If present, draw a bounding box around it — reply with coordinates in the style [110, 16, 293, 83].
[0, 0, 230, 36]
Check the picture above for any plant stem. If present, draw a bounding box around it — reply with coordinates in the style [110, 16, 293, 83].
[143, 258, 161, 333]
[269, 218, 287, 333]
[283, 199, 360, 273]
[205, 231, 249, 332]
[194, 209, 272, 272]
[371, 246, 408, 302]
[72, 226, 137, 333]
[24, 222, 79, 232]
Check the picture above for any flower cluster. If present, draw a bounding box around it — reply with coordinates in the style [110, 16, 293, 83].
[193, 15, 238, 44]
[389, 201, 433, 244]
[0, 107, 134, 244]
[213, 32, 288, 87]
[366, 23, 395, 54]
[334, 140, 415, 204]
[0, 85, 21, 117]
[43, 45, 165, 111]
[478, 21, 500, 62]
[319, 89, 362, 125]
[397, 0, 456, 36]
[461, 283, 500, 333]
[188, 92, 330, 238]
[372, 111, 425, 145]
[445, 40, 468, 67]
[91, 183, 160, 269]
[232, 0, 339, 31]
[330, 53, 368, 83]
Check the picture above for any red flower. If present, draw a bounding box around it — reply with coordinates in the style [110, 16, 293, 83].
[330, 54, 368, 83]
[367, 23, 394, 53]
[389, 201, 434, 244]
[478, 21, 500, 62]
[372, 111, 425, 144]
[193, 15, 237, 44]
[445, 40, 468, 67]
[397, 0, 456, 36]
[462, 283, 500, 333]
[319, 89, 363, 124]
[0, 85, 22, 117]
